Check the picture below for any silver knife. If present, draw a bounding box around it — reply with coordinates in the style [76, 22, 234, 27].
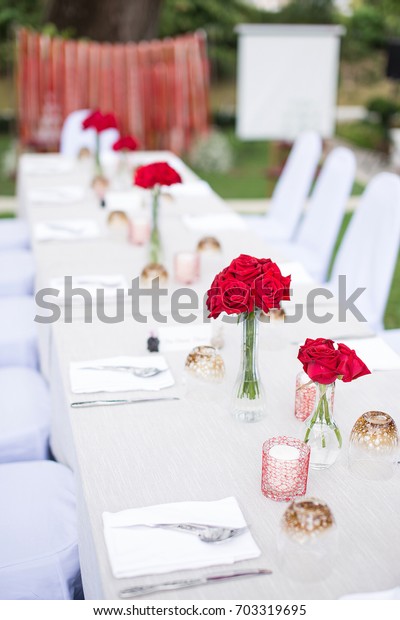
[71, 397, 180, 409]
[119, 568, 272, 598]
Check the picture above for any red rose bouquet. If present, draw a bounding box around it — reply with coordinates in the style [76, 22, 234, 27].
[82, 110, 118, 177]
[133, 162, 182, 264]
[298, 337, 370, 467]
[206, 255, 291, 422]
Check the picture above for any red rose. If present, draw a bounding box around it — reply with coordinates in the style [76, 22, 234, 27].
[82, 110, 118, 133]
[298, 338, 341, 385]
[134, 162, 182, 189]
[113, 135, 139, 151]
[337, 343, 371, 382]
[225, 254, 262, 284]
[253, 263, 291, 312]
[206, 273, 253, 318]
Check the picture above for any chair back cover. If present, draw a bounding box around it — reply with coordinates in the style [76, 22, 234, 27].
[330, 172, 400, 330]
[60, 109, 119, 158]
[296, 146, 356, 281]
[269, 131, 322, 240]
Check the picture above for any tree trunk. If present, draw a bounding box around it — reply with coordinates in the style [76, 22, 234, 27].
[45, 0, 163, 42]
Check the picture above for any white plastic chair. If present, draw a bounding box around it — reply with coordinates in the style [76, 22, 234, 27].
[60, 109, 120, 158]
[247, 131, 322, 242]
[0, 249, 35, 297]
[273, 147, 356, 281]
[0, 460, 82, 599]
[329, 172, 400, 332]
[0, 367, 50, 463]
[0, 296, 38, 369]
[0, 219, 30, 251]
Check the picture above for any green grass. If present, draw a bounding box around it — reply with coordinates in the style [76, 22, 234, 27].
[336, 121, 384, 152]
[0, 134, 16, 196]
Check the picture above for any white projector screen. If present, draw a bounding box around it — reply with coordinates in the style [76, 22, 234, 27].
[236, 24, 344, 140]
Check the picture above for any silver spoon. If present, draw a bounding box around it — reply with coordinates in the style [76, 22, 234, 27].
[80, 365, 167, 378]
[114, 522, 248, 543]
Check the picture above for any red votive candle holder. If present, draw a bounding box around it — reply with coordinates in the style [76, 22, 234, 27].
[174, 251, 200, 284]
[130, 216, 151, 245]
[262, 436, 310, 502]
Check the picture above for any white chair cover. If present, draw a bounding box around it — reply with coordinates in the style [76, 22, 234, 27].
[0, 219, 30, 251]
[247, 131, 322, 242]
[60, 109, 120, 158]
[0, 297, 38, 369]
[272, 147, 356, 281]
[330, 173, 400, 331]
[0, 367, 50, 463]
[0, 460, 81, 599]
[0, 249, 34, 297]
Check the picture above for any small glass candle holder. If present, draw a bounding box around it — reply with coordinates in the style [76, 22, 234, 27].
[130, 215, 151, 246]
[277, 497, 338, 582]
[183, 345, 225, 402]
[174, 251, 200, 285]
[294, 372, 335, 422]
[140, 263, 169, 287]
[77, 147, 92, 160]
[196, 236, 222, 253]
[261, 437, 310, 502]
[349, 411, 399, 481]
[107, 210, 130, 242]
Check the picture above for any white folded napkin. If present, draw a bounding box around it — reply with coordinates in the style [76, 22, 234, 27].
[183, 213, 247, 232]
[35, 219, 101, 242]
[165, 181, 212, 197]
[103, 496, 260, 578]
[23, 158, 74, 175]
[29, 186, 85, 205]
[70, 355, 175, 394]
[50, 274, 128, 302]
[105, 190, 143, 211]
[279, 261, 315, 285]
[158, 324, 214, 352]
[338, 337, 400, 372]
[340, 587, 400, 600]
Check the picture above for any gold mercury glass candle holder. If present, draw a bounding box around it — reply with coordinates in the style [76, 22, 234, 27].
[196, 236, 222, 253]
[140, 263, 169, 287]
[107, 211, 130, 242]
[349, 411, 399, 481]
[277, 497, 338, 582]
[183, 345, 225, 402]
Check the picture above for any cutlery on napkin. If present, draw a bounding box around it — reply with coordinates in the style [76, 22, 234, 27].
[120, 568, 272, 598]
[103, 497, 260, 578]
[183, 213, 247, 232]
[71, 396, 180, 408]
[35, 219, 101, 242]
[70, 355, 175, 394]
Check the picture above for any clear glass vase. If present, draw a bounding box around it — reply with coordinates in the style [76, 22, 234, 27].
[149, 186, 163, 264]
[304, 382, 341, 469]
[230, 310, 267, 423]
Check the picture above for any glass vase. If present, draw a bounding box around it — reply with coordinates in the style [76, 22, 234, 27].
[304, 382, 341, 469]
[230, 310, 267, 423]
[149, 186, 163, 264]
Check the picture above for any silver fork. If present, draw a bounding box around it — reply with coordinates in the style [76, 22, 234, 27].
[80, 365, 167, 378]
[113, 522, 248, 543]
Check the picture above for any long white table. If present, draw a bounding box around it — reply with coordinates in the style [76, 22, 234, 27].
[20, 152, 400, 600]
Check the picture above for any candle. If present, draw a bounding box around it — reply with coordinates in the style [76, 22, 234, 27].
[262, 437, 310, 502]
[269, 445, 300, 461]
[174, 251, 200, 284]
[130, 216, 150, 245]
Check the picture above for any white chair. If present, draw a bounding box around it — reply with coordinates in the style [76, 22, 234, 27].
[0, 460, 82, 599]
[247, 131, 322, 242]
[0, 297, 38, 369]
[0, 367, 50, 463]
[271, 147, 356, 282]
[0, 219, 30, 251]
[60, 109, 120, 158]
[0, 249, 35, 297]
[329, 173, 400, 332]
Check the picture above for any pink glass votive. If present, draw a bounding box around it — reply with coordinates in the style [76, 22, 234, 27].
[174, 251, 200, 284]
[294, 371, 335, 422]
[261, 436, 310, 502]
[130, 216, 151, 245]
